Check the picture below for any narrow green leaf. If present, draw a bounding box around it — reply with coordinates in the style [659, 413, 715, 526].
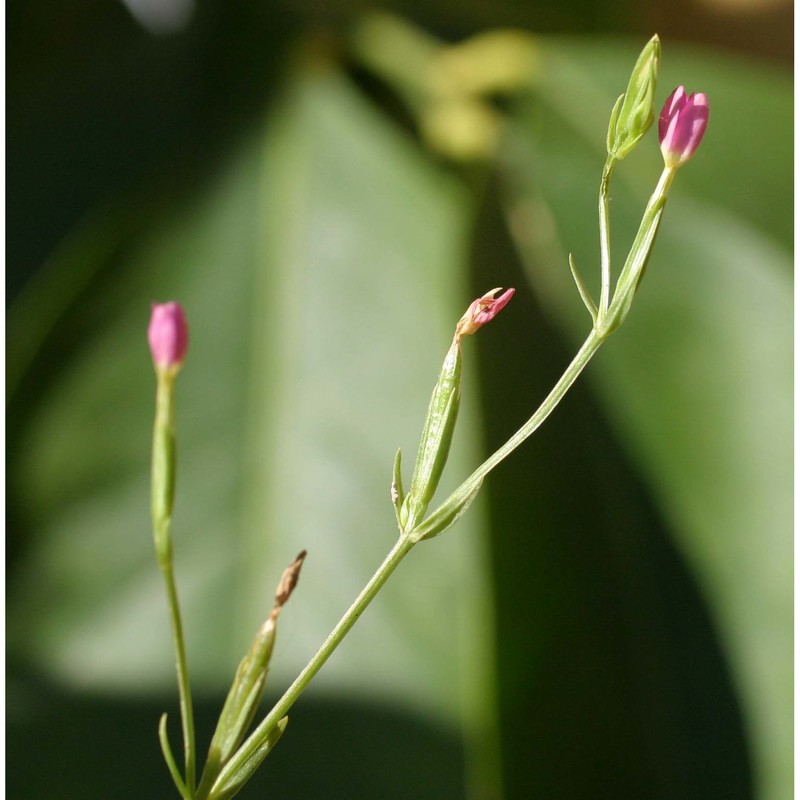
[412, 477, 483, 543]
[209, 718, 288, 800]
[391, 448, 405, 527]
[605, 93, 624, 155]
[567, 253, 597, 323]
[158, 713, 190, 800]
[400, 339, 462, 532]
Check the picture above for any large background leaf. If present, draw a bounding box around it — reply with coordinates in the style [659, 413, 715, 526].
[9, 64, 501, 797]
[492, 39, 791, 800]
[8, 13, 791, 800]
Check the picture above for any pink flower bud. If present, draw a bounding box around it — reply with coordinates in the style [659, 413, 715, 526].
[148, 302, 188, 372]
[658, 86, 709, 169]
[455, 287, 515, 339]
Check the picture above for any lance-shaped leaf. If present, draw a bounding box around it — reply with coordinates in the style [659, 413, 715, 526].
[197, 552, 305, 796]
[158, 714, 190, 800]
[391, 448, 405, 527]
[207, 717, 289, 800]
[411, 477, 484, 543]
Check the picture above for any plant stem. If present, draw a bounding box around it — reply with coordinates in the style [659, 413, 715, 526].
[620, 165, 674, 284]
[158, 557, 197, 797]
[598, 158, 614, 314]
[153, 376, 197, 797]
[211, 534, 416, 793]
[440, 327, 605, 509]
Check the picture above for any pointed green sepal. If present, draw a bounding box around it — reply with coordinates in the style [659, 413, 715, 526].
[399, 288, 513, 535]
[410, 477, 483, 542]
[208, 717, 289, 800]
[197, 552, 305, 797]
[568, 253, 597, 323]
[400, 339, 462, 532]
[605, 94, 624, 156]
[606, 35, 660, 161]
[603, 181, 670, 335]
[391, 448, 405, 527]
[197, 631, 273, 796]
[159, 713, 190, 800]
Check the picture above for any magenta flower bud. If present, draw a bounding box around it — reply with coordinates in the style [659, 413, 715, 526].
[658, 86, 709, 169]
[148, 301, 189, 373]
[455, 287, 515, 339]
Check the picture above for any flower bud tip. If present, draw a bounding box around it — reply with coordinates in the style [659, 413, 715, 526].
[274, 550, 307, 608]
[606, 36, 660, 161]
[658, 86, 709, 169]
[456, 287, 515, 339]
[148, 302, 189, 372]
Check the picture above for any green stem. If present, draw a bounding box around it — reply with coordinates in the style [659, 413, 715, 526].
[598, 158, 614, 313]
[617, 165, 674, 286]
[460, 170, 679, 500]
[210, 534, 416, 794]
[159, 559, 197, 797]
[447, 327, 605, 506]
[600, 164, 675, 334]
[153, 375, 197, 798]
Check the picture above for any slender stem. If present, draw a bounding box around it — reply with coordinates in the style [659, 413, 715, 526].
[620, 165, 674, 278]
[211, 534, 416, 792]
[208, 300, 606, 798]
[153, 376, 197, 797]
[604, 165, 674, 330]
[598, 159, 614, 314]
[446, 169, 679, 514]
[451, 328, 605, 503]
[158, 558, 197, 797]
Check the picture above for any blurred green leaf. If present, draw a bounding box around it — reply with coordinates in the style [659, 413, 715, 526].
[496, 38, 790, 800]
[8, 61, 498, 794]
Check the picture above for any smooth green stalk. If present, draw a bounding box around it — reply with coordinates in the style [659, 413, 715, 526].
[208, 535, 415, 797]
[152, 373, 197, 798]
[443, 328, 604, 514]
[598, 157, 615, 314]
[601, 165, 675, 335]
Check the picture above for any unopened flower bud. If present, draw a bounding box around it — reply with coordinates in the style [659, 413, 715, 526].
[606, 34, 660, 161]
[658, 86, 709, 169]
[455, 287, 515, 339]
[148, 302, 188, 373]
[399, 287, 513, 534]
